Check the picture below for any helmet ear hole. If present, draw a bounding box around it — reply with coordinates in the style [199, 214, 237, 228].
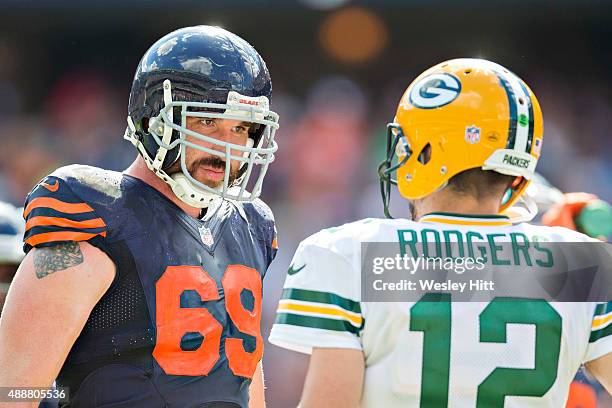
[172, 107, 182, 125]
[417, 143, 432, 165]
[248, 123, 264, 146]
[141, 118, 149, 132]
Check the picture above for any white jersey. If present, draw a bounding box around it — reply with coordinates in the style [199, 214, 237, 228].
[269, 213, 612, 407]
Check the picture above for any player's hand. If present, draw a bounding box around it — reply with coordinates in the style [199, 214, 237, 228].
[542, 193, 611, 240]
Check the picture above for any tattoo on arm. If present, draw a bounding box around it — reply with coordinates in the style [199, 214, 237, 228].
[33, 242, 84, 279]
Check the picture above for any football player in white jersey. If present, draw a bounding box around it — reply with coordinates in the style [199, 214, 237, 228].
[269, 59, 612, 407]
[0, 201, 25, 313]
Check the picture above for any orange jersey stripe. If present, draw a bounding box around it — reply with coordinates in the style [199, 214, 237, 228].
[25, 216, 106, 232]
[25, 230, 107, 247]
[23, 197, 95, 218]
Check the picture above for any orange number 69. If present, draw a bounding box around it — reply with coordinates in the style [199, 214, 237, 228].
[152, 264, 263, 378]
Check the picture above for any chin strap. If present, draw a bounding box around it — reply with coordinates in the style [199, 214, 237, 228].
[152, 80, 174, 169]
[125, 114, 218, 209]
[170, 173, 219, 208]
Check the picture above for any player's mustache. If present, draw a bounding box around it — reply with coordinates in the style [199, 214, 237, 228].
[190, 156, 227, 173]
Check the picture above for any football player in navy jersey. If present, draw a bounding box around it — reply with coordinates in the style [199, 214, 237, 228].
[0, 25, 279, 408]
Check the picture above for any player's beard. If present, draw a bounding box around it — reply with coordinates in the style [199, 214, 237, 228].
[168, 156, 241, 189]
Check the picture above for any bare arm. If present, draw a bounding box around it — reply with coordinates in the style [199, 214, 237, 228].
[299, 348, 364, 408]
[585, 352, 612, 394]
[0, 241, 115, 406]
[249, 361, 265, 408]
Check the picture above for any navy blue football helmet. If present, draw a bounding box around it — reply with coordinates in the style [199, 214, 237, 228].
[125, 26, 279, 207]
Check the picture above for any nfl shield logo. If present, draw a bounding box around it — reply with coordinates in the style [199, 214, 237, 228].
[465, 125, 481, 144]
[198, 226, 214, 247]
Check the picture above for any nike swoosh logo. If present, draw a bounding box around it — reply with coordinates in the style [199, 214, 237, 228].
[287, 263, 306, 276]
[41, 180, 59, 192]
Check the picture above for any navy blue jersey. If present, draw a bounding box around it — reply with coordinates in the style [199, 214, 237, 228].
[23, 165, 278, 408]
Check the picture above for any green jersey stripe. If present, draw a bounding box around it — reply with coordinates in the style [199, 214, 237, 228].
[281, 288, 361, 314]
[594, 302, 612, 316]
[276, 312, 361, 334]
[589, 323, 612, 343]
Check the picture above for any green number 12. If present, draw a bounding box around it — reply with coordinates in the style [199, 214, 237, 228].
[410, 294, 562, 407]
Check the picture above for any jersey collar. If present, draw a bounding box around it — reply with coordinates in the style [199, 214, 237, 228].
[418, 212, 512, 227]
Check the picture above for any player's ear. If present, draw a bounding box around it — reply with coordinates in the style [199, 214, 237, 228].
[417, 143, 432, 165]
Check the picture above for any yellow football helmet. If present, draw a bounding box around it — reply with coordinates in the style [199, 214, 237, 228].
[379, 58, 543, 218]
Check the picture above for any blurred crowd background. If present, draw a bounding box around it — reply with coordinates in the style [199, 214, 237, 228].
[0, 0, 610, 406]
